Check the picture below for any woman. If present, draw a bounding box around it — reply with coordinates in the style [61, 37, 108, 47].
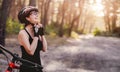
[17, 6, 47, 72]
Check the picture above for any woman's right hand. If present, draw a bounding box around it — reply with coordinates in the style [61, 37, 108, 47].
[33, 26, 39, 37]
[34, 23, 44, 36]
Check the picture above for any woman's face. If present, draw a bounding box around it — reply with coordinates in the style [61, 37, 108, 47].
[26, 11, 39, 24]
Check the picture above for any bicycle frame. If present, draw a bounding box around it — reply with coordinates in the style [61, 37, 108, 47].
[0, 44, 43, 72]
[5, 53, 20, 72]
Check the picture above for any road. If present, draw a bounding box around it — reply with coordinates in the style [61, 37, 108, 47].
[1, 35, 120, 72]
[41, 35, 120, 72]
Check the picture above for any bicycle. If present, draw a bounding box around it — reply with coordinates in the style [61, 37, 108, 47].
[0, 44, 43, 72]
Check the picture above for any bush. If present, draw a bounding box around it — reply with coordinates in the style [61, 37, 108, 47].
[45, 22, 58, 36]
[93, 28, 101, 36]
[6, 18, 24, 35]
[112, 27, 120, 37]
[45, 22, 80, 37]
[71, 31, 79, 38]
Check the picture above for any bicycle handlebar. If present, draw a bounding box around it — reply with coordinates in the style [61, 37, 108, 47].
[0, 44, 43, 69]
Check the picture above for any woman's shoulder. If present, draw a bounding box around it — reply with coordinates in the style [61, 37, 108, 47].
[18, 29, 28, 40]
[18, 29, 26, 36]
[19, 29, 25, 34]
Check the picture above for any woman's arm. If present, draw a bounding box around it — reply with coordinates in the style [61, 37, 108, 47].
[36, 23, 47, 52]
[39, 35, 47, 52]
[18, 30, 38, 55]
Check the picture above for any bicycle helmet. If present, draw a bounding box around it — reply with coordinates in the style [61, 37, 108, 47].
[18, 6, 38, 24]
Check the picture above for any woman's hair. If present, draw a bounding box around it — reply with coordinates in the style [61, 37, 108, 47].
[18, 6, 38, 25]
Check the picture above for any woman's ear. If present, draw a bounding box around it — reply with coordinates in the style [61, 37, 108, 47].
[26, 17, 30, 21]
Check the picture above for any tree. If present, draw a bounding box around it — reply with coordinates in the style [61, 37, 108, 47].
[0, 0, 12, 46]
[57, 0, 67, 37]
[103, 0, 119, 32]
[29, 0, 37, 6]
[38, 0, 51, 27]
[67, 0, 85, 36]
[9, 0, 25, 20]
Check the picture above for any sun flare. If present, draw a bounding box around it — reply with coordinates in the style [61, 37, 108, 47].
[91, 0, 104, 16]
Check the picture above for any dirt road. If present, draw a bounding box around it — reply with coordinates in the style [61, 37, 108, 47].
[1, 35, 120, 72]
[41, 35, 120, 72]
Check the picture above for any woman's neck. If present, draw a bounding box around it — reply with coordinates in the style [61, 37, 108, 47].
[25, 24, 34, 38]
[25, 24, 33, 31]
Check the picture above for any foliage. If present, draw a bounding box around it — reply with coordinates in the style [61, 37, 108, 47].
[92, 28, 101, 36]
[100, 31, 113, 37]
[71, 31, 79, 38]
[6, 18, 24, 35]
[76, 29, 84, 34]
[45, 22, 70, 37]
[46, 22, 80, 38]
[45, 22, 58, 37]
[63, 23, 70, 36]
[112, 27, 120, 36]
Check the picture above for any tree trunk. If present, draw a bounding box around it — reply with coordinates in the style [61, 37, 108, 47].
[104, 2, 111, 32]
[40, 0, 51, 27]
[111, 14, 117, 32]
[58, 0, 67, 37]
[0, 0, 12, 46]
[9, 0, 25, 20]
[29, 0, 36, 6]
[111, 1, 117, 32]
[58, 13, 65, 37]
[68, 15, 80, 37]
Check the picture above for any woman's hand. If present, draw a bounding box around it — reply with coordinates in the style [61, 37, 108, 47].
[33, 23, 43, 37]
[35, 23, 44, 36]
[34, 23, 43, 28]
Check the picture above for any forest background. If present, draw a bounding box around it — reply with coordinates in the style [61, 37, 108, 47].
[0, 0, 120, 46]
